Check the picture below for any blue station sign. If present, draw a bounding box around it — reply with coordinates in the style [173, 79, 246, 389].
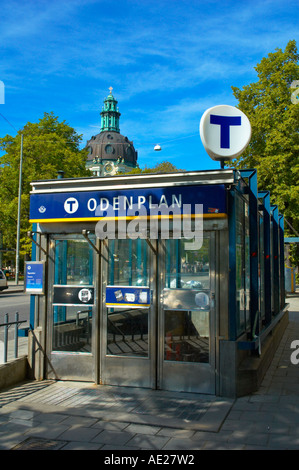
[106, 286, 151, 308]
[29, 184, 227, 223]
[200, 105, 251, 162]
[25, 261, 45, 294]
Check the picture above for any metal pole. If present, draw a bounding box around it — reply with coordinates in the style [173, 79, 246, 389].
[0, 231, 2, 268]
[14, 312, 19, 358]
[4, 313, 8, 363]
[16, 133, 23, 285]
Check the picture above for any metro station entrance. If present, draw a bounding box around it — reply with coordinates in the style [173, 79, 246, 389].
[100, 234, 216, 394]
[46, 234, 216, 393]
[30, 169, 287, 398]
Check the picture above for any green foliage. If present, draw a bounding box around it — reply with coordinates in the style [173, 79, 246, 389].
[122, 160, 184, 175]
[229, 40, 299, 264]
[0, 112, 89, 263]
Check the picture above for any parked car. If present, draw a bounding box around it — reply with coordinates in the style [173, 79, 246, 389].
[0, 269, 8, 292]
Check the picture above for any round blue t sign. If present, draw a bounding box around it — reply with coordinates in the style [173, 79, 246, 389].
[200, 105, 251, 161]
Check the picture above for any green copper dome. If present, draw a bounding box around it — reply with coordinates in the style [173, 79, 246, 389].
[100, 87, 121, 133]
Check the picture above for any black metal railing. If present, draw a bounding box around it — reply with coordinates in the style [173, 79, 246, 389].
[0, 313, 27, 363]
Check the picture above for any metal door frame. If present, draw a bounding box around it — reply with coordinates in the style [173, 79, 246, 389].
[157, 232, 217, 394]
[99, 238, 157, 388]
[46, 234, 97, 381]
[46, 231, 218, 392]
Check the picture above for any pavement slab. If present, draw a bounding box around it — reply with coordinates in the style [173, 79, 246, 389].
[0, 291, 298, 450]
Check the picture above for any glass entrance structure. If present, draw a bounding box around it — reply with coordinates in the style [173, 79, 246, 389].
[27, 169, 288, 397]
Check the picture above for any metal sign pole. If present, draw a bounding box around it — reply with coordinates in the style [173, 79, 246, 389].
[16, 133, 23, 285]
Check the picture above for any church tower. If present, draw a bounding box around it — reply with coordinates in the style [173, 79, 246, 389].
[86, 88, 138, 176]
[100, 87, 120, 133]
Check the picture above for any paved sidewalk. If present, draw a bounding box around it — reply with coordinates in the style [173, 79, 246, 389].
[0, 292, 298, 450]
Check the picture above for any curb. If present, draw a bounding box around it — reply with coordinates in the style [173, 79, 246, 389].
[3, 287, 25, 294]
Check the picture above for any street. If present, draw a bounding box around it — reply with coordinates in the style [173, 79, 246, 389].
[0, 291, 31, 326]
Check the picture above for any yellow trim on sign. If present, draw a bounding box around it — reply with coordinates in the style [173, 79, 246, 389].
[106, 303, 150, 308]
[29, 213, 228, 223]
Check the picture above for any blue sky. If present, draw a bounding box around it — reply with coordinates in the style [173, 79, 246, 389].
[0, 0, 298, 172]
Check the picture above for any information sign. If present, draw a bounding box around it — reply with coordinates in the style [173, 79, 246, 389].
[53, 285, 94, 306]
[106, 286, 151, 308]
[25, 261, 45, 294]
[29, 184, 227, 223]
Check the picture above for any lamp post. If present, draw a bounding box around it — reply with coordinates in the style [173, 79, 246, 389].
[15, 133, 23, 285]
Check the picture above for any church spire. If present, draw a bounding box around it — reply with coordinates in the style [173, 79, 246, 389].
[100, 87, 121, 133]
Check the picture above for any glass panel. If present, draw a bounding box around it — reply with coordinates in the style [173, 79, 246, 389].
[236, 195, 252, 336]
[236, 195, 245, 336]
[53, 236, 94, 353]
[164, 238, 210, 364]
[108, 239, 149, 286]
[53, 306, 92, 352]
[244, 200, 251, 331]
[107, 308, 148, 357]
[270, 221, 274, 314]
[165, 238, 210, 290]
[164, 310, 209, 363]
[55, 238, 93, 285]
[107, 239, 150, 357]
[259, 214, 265, 324]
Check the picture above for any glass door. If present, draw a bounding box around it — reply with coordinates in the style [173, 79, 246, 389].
[47, 235, 95, 381]
[100, 238, 156, 388]
[159, 233, 216, 394]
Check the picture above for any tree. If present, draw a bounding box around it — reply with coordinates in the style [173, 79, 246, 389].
[0, 112, 89, 267]
[122, 160, 185, 175]
[229, 40, 299, 264]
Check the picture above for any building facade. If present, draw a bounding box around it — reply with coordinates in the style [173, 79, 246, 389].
[85, 88, 138, 177]
[26, 168, 288, 398]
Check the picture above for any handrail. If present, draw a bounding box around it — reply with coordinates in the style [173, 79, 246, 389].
[75, 309, 91, 326]
[0, 319, 27, 327]
[237, 304, 289, 354]
[0, 313, 27, 363]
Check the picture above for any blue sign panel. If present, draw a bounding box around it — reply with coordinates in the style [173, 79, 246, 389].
[29, 184, 227, 222]
[209, 115, 241, 149]
[106, 286, 151, 308]
[25, 262, 45, 294]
